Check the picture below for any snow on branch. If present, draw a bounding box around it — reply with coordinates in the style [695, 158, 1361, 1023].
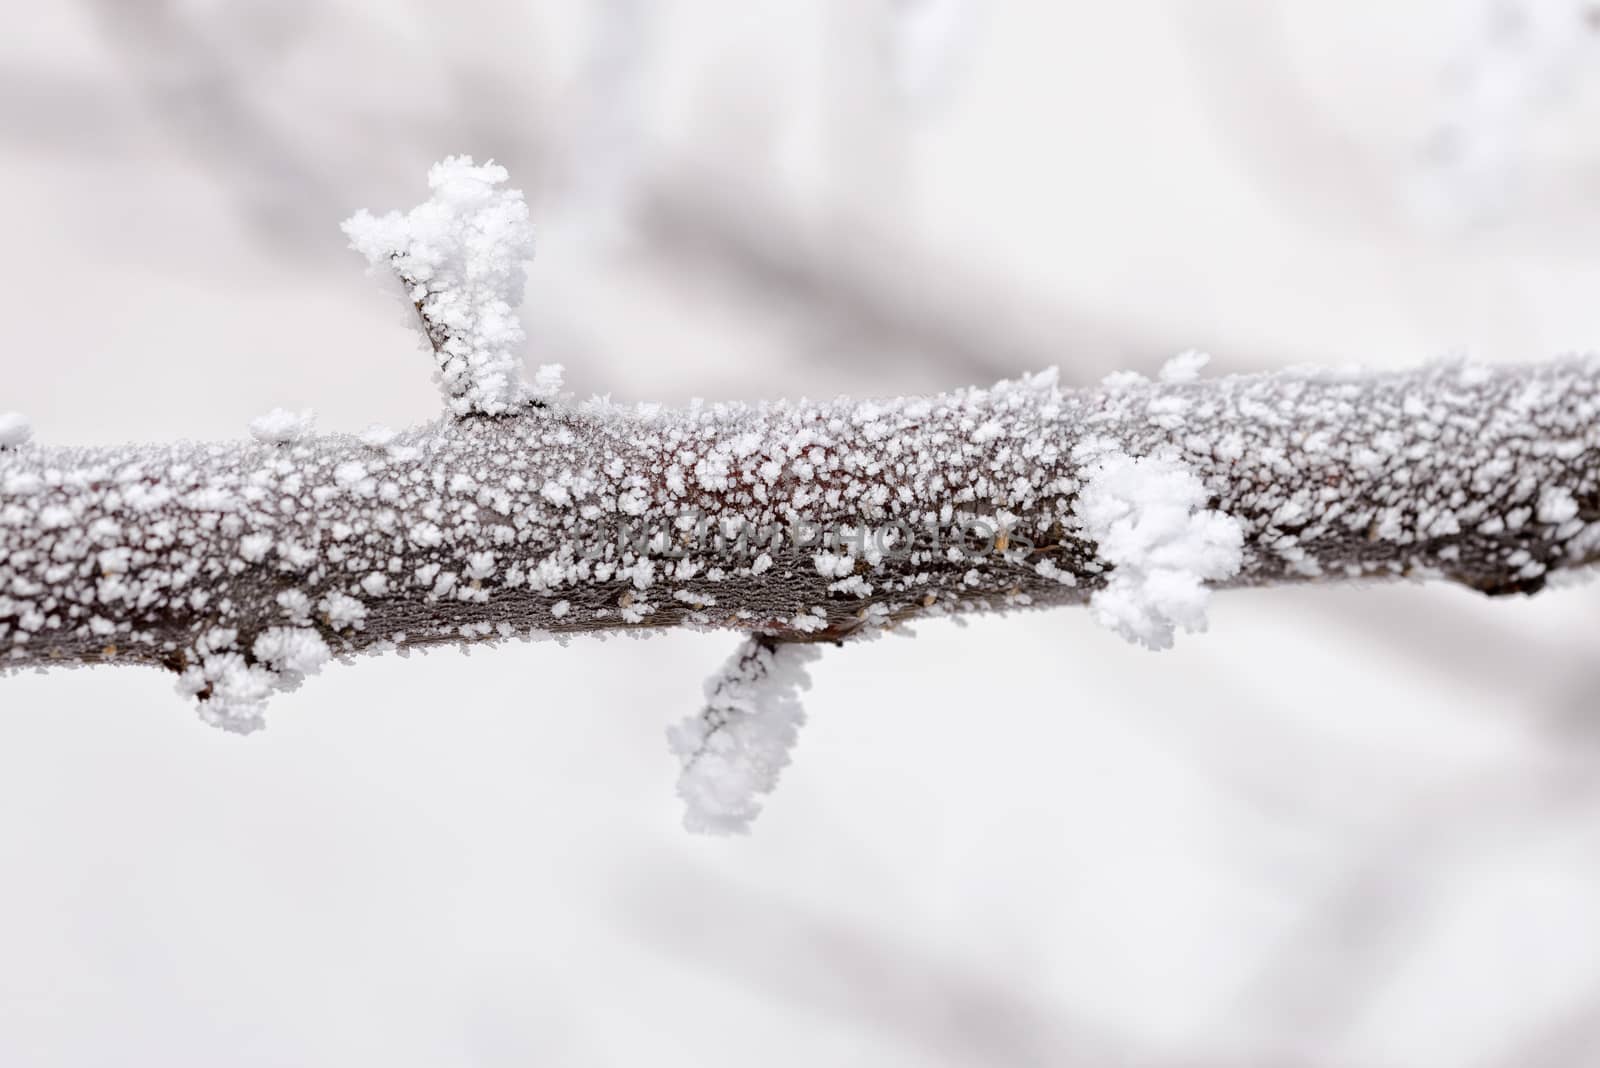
[1072, 453, 1244, 651]
[248, 407, 315, 445]
[4, 159, 1600, 830]
[0, 412, 31, 449]
[343, 156, 562, 417]
[668, 636, 821, 834]
[4, 357, 1598, 719]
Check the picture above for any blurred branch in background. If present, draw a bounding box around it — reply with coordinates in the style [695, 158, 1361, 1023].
[625, 859, 1229, 1068]
[635, 165, 1171, 391]
[1416, 0, 1600, 228]
[69, 0, 550, 256]
[882, 0, 977, 110]
[81, 0, 341, 250]
[1236, 757, 1600, 1063]
[552, 0, 654, 237]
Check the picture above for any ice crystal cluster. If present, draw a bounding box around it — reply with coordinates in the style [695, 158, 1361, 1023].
[0, 413, 32, 449]
[176, 626, 332, 734]
[3, 159, 1600, 830]
[249, 408, 315, 445]
[343, 156, 562, 417]
[1073, 454, 1244, 650]
[668, 638, 822, 834]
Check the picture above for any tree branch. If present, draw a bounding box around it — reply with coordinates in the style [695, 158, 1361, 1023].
[5, 158, 1598, 830]
[4, 356, 1597, 670]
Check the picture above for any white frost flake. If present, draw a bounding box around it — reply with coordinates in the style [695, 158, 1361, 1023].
[182, 654, 278, 734]
[1158, 349, 1210, 383]
[667, 639, 822, 835]
[1537, 485, 1579, 525]
[359, 424, 398, 449]
[276, 590, 312, 623]
[249, 408, 315, 444]
[252, 627, 332, 678]
[0, 412, 31, 448]
[342, 156, 553, 417]
[1074, 453, 1244, 651]
[319, 592, 368, 630]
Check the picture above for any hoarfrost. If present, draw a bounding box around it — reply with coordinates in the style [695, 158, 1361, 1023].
[1159, 349, 1210, 384]
[252, 627, 332, 678]
[359, 424, 398, 449]
[1074, 453, 1244, 651]
[1537, 485, 1579, 525]
[343, 156, 563, 416]
[319, 592, 367, 630]
[0, 413, 30, 448]
[3, 195, 1598, 786]
[176, 627, 329, 735]
[249, 408, 315, 444]
[667, 638, 822, 834]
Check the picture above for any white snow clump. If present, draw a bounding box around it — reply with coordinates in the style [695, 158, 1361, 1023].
[667, 638, 822, 835]
[176, 626, 332, 734]
[1074, 453, 1244, 651]
[249, 408, 315, 444]
[1159, 349, 1210, 383]
[0, 412, 32, 448]
[343, 156, 562, 417]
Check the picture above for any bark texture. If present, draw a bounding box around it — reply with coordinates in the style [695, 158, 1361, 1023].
[2, 356, 1598, 726]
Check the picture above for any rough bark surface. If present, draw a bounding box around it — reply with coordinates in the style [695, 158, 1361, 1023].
[2, 356, 1598, 719]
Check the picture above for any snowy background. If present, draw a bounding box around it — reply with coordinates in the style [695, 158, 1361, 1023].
[5, 1, 1600, 1064]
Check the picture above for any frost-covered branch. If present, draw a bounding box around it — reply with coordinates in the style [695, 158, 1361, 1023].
[4, 161, 1600, 831]
[668, 636, 821, 834]
[343, 156, 563, 416]
[5, 356, 1598, 689]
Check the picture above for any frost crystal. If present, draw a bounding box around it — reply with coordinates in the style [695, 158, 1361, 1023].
[359, 424, 397, 449]
[1074, 453, 1244, 650]
[181, 653, 278, 734]
[1159, 349, 1210, 384]
[252, 627, 332, 678]
[532, 363, 566, 402]
[0, 412, 30, 448]
[249, 408, 315, 444]
[343, 156, 562, 417]
[319, 592, 367, 631]
[667, 638, 822, 835]
[1537, 485, 1579, 525]
[172, 626, 332, 734]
